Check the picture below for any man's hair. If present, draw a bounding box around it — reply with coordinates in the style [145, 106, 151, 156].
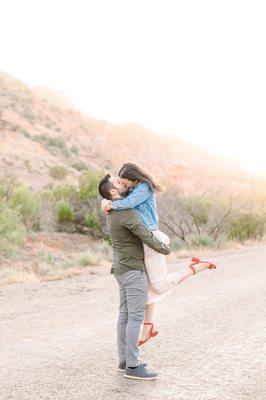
[98, 173, 115, 200]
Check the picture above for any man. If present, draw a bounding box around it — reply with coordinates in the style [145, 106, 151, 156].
[98, 174, 170, 380]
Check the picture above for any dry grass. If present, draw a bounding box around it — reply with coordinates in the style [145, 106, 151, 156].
[168, 236, 266, 261]
[1, 232, 265, 286]
[0, 232, 111, 285]
[0, 268, 41, 285]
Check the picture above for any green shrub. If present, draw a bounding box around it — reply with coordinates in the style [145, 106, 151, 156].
[169, 239, 187, 251]
[78, 254, 93, 267]
[20, 129, 31, 138]
[48, 147, 57, 156]
[85, 211, 100, 229]
[61, 147, 71, 159]
[24, 159, 32, 172]
[57, 201, 75, 223]
[48, 136, 66, 148]
[8, 186, 40, 230]
[71, 145, 79, 154]
[190, 234, 214, 247]
[45, 122, 53, 129]
[51, 185, 77, 201]
[0, 205, 27, 253]
[32, 134, 47, 143]
[72, 161, 88, 171]
[91, 239, 112, 260]
[103, 234, 112, 245]
[49, 166, 68, 179]
[23, 108, 36, 122]
[0, 176, 19, 205]
[228, 213, 264, 241]
[79, 170, 101, 201]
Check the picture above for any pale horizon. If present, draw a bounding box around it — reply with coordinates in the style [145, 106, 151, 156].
[1, 0, 266, 174]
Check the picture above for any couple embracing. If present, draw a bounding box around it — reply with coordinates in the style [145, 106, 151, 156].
[98, 163, 216, 381]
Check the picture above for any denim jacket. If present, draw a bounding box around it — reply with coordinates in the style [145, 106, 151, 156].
[112, 181, 159, 229]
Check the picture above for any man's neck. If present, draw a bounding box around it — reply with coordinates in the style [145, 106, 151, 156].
[112, 195, 123, 200]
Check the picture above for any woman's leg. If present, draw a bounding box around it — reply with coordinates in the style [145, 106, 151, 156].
[139, 233, 172, 342]
[149, 260, 214, 294]
[141, 303, 155, 340]
[143, 302, 155, 323]
[139, 262, 212, 342]
[145, 230, 214, 295]
[139, 262, 211, 341]
[140, 230, 214, 342]
[139, 302, 159, 343]
[171, 261, 212, 284]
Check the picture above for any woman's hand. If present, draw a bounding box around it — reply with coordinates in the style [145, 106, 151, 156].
[101, 199, 113, 214]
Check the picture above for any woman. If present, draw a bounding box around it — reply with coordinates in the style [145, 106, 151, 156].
[101, 163, 216, 345]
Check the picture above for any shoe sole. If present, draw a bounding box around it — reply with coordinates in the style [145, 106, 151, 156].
[124, 374, 158, 380]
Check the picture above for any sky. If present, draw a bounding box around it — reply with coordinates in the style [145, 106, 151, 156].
[1, 0, 266, 174]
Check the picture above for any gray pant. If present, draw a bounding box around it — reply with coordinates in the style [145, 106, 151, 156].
[114, 269, 148, 367]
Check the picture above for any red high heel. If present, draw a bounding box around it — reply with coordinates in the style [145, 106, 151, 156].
[189, 257, 217, 274]
[138, 323, 159, 346]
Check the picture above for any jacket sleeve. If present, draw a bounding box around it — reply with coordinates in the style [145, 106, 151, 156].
[122, 210, 170, 255]
[112, 182, 152, 210]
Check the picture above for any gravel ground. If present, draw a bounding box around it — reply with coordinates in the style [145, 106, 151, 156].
[0, 244, 265, 400]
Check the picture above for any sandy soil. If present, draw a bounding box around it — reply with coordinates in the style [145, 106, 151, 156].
[0, 244, 265, 400]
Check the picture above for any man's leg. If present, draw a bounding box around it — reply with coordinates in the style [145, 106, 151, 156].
[122, 270, 148, 368]
[114, 275, 128, 365]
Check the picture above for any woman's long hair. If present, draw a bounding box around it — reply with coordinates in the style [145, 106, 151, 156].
[118, 163, 165, 193]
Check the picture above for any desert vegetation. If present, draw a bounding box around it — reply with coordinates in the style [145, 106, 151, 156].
[1, 71, 266, 285]
[0, 172, 111, 284]
[158, 182, 266, 250]
[0, 171, 266, 285]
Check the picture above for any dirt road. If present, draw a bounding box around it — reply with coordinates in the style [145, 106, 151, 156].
[0, 245, 265, 400]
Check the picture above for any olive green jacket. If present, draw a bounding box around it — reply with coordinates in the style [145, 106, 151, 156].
[106, 208, 170, 275]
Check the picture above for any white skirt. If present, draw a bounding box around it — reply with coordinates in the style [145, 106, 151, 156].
[143, 230, 181, 305]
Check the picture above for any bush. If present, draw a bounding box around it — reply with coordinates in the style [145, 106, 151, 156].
[24, 159, 32, 172]
[72, 161, 88, 171]
[77, 245, 110, 267]
[228, 213, 264, 242]
[78, 254, 93, 267]
[85, 211, 100, 229]
[0, 205, 27, 253]
[103, 234, 112, 246]
[190, 234, 214, 247]
[51, 185, 77, 201]
[48, 137, 66, 148]
[79, 170, 101, 201]
[32, 134, 47, 143]
[23, 108, 36, 122]
[61, 147, 71, 159]
[91, 239, 112, 260]
[169, 239, 187, 251]
[71, 145, 79, 155]
[8, 186, 40, 230]
[0, 176, 17, 202]
[49, 166, 68, 179]
[57, 201, 75, 224]
[45, 122, 53, 129]
[20, 129, 31, 138]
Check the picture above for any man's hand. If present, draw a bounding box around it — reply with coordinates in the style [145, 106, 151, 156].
[101, 198, 113, 214]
